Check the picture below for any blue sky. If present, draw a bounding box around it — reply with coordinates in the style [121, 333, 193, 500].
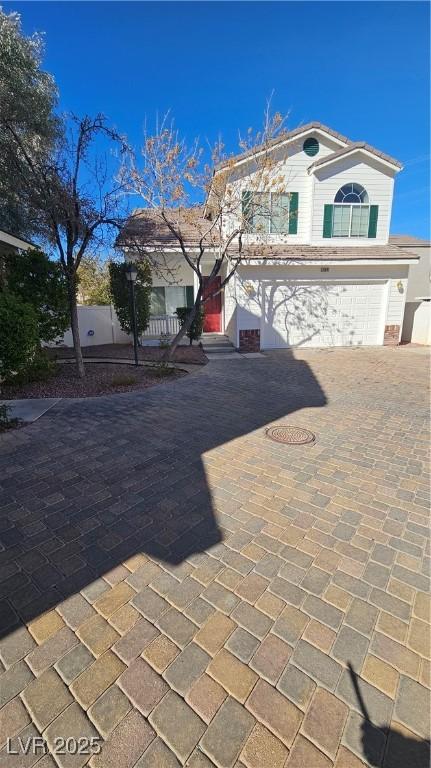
[7, 1, 431, 237]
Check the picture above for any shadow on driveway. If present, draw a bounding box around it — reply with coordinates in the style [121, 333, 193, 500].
[0, 350, 326, 639]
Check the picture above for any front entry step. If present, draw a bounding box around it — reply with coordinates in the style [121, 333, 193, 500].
[202, 334, 236, 354]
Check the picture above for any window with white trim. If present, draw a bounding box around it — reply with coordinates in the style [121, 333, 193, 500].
[332, 184, 370, 237]
[150, 286, 193, 316]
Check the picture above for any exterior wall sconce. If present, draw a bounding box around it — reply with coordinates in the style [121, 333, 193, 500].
[397, 280, 404, 293]
[243, 282, 255, 297]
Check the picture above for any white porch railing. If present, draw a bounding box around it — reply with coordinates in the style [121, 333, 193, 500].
[141, 315, 181, 337]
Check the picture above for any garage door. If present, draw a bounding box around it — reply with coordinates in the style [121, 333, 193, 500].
[262, 281, 385, 348]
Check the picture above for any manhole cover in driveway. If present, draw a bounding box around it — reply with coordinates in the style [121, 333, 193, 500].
[266, 425, 316, 445]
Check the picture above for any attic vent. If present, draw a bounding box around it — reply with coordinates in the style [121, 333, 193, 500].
[304, 137, 319, 157]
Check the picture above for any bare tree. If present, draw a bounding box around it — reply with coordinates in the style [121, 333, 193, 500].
[5, 114, 127, 377]
[120, 105, 291, 358]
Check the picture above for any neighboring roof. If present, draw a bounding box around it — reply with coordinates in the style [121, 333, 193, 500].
[214, 122, 349, 171]
[0, 228, 35, 251]
[239, 244, 417, 262]
[389, 234, 430, 246]
[116, 207, 218, 249]
[308, 142, 402, 172]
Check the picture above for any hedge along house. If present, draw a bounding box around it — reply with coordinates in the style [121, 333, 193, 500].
[117, 122, 419, 351]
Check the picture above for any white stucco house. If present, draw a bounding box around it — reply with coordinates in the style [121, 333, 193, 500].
[118, 122, 421, 352]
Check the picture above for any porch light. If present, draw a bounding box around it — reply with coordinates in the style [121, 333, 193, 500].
[126, 263, 138, 282]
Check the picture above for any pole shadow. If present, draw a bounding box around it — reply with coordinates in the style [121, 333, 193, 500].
[348, 663, 430, 768]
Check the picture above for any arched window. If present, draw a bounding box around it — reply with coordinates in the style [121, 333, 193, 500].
[334, 183, 369, 204]
[332, 183, 370, 237]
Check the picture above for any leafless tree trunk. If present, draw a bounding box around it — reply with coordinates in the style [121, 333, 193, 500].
[66, 273, 85, 378]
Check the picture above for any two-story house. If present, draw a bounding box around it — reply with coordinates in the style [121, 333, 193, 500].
[118, 122, 419, 351]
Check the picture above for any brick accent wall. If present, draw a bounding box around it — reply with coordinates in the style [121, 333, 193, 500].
[384, 324, 401, 346]
[239, 329, 260, 353]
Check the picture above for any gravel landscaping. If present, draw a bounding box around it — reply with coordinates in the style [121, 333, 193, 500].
[1, 362, 186, 399]
[49, 342, 208, 365]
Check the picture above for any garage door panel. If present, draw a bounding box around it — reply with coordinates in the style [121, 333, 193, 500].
[262, 281, 385, 348]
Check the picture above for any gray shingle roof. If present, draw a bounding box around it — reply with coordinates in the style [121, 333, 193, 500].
[239, 244, 416, 261]
[117, 210, 416, 261]
[116, 206, 217, 248]
[308, 142, 402, 171]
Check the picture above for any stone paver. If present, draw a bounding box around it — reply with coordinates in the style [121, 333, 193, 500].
[87, 684, 131, 738]
[302, 687, 348, 758]
[186, 672, 227, 723]
[149, 690, 205, 763]
[0, 346, 429, 766]
[240, 722, 288, 768]
[55, 643, 94, 684]
[200, 696, 255, 767]
[90, 708, 155, 768]
[70, 651, 125, 709]
[246, 679, 302, 747]
[208, 648, 258, 703]
[44, 702, 100, 768]
[22, 667, 72, 730]
[163, 642, 210, 695]
[117, 657, 168, 715]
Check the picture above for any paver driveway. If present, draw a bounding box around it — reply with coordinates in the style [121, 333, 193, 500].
[0, 346, 429, 768]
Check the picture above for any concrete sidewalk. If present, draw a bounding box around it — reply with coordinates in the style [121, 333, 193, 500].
[0, 397, 61, 423]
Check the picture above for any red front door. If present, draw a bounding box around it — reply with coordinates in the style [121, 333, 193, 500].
[202, 276, 222, 332]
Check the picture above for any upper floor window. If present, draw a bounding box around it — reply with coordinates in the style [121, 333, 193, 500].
[334, 183, 369, 204]
[243, 191, 298, 234]
[332, 183, 370, 237]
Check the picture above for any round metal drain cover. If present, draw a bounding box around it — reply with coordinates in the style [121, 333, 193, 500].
[266, 425, 316, 445]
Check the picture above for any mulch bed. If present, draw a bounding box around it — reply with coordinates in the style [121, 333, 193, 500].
[2, 362, 186, 399]
[49, 343, 207, 365]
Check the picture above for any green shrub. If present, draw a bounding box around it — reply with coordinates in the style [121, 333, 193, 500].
[11, 348, 56, 385]
[0, 292, 39, 382]
[176, 306, 204, 345]
[2, 249, 69, 342]
[111, 373, 138, 387]
[109, 261, 152, 335]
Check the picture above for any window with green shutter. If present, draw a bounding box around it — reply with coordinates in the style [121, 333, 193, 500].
[243, 190, 299, 235]
[186, 285, 194, 307]
[323, 185, 377, 238]
[323, 205, 333, 238]
[368, 205, 379, 238]
[288, 192, 299, 234]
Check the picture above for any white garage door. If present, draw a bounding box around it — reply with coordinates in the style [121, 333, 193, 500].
[262, 281, 385, 348]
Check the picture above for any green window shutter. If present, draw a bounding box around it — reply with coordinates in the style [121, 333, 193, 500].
[368, 205, 378, 238]
[323, 204, 333, 238]
[242, 191, 252, 230]
[288, 192, 299, 234]
[186, 285, 194, 308]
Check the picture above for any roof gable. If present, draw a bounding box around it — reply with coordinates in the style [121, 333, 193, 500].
[308, 143, 402, 174]
[214, 122, 349, 173]
[214, 124, 402, 176]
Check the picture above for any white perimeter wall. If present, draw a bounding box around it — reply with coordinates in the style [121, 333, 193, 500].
[54, 305, 131, 348]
